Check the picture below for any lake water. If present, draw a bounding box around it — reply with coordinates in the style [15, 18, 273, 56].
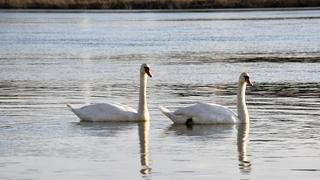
[0, 9, 320, 179]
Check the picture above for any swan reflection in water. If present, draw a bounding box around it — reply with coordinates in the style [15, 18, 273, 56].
[167, 123, 251, 174]
[237, 123, 251, 174]
[75, 121, 136, 137]
[138, 121, 151, 175]
[75, 121, 152, 175]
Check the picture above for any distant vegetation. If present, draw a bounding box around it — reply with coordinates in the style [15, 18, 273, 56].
[1, 0, 320, 9]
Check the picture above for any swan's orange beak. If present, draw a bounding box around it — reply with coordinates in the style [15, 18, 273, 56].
[244, 76, 253, 86]
[144, 67, 152, 78]
[246, 79, 253, 86]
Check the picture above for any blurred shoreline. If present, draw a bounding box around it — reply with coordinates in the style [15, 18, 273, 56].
[1, 0, 320, 10]
[1, 7, 320, 13]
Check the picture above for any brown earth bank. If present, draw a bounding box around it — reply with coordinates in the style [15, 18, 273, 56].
[1, 0, 320, 9]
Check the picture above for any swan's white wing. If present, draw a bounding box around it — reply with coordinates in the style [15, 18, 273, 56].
[68, 103, 138, 122]
[172, 102, 238, 124]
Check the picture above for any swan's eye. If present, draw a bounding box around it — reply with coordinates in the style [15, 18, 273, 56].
[244, 75, 249, 80]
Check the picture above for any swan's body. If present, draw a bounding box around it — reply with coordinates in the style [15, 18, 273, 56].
[67, 103, 138, 121]
[160, 72, 252, 124]
[67, 64, 152, 122]
[160, 102, 238, 124]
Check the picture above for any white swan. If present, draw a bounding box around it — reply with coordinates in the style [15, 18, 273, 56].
[160, 72, 252, 124]
[67, 64, 152, 122]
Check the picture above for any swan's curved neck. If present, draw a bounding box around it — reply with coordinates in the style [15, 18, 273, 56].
[237, 82, 249, 123]
[138, 73, 149, 121]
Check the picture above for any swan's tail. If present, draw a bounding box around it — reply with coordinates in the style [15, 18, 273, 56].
[66, 104, 85, 121]
[160, 106, 176, 120]
[66, 104, 77, 114]
[160, 106, 190, 124]
[66, 103, 73, 110]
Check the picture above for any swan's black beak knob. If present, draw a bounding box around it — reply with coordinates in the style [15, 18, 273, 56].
[244, 76, 253, 86]
[144, 67, 152, 78]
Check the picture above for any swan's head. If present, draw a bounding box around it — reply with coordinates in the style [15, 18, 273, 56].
[239, 72, 253, 86]
[140, 64, 152, 78]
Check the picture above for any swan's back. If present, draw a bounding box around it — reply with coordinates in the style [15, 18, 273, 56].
[172, 102, 238, 124]
[68, 103, 138, 122]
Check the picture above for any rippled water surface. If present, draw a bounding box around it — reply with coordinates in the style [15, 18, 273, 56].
[0, 9, 320, 179]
